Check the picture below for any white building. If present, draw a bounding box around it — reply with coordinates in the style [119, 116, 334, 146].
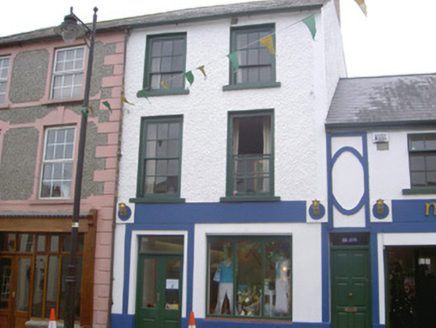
[112, 0, 346, 327]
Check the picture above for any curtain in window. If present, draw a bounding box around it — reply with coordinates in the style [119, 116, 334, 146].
[262, 117, 271, 192]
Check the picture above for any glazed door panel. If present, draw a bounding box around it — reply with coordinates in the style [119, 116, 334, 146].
[136, 255, 182, 328]
[0, 257, 31, 328]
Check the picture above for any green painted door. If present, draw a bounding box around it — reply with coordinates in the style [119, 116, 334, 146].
[331, 248, 372, 328]
[135, 255, 182, 328]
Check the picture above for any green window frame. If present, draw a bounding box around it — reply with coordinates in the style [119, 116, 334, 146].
[140, 33, 188, 97]
[223, 24, 280, 91]
[222, 110, 278, 202]
[207, 235, 292, 320]
[134, 116, 184, 203]
[404, 133, 436, 194]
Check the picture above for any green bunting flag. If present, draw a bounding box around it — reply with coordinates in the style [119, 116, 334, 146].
[227, 52, 239, 73]
[303, 14, 316, 40]
[260, 35, 275, 55]
[102, 101, 112, 113]
[184, 71, 194, 86]
[197, 65, 207, 79]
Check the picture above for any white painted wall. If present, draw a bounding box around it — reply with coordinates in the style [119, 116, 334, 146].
[118, 0, 345, 204]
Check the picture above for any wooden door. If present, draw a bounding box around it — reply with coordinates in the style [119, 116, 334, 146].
[135, 255, 182, 328]
[331, 248, 372, 328]
[0, 256, 32, 328]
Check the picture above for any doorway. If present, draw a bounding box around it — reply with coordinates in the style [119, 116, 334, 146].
[386, 246, 436, 328]
[135, 235, 184, 328]
[0, 256, 32, 328]
[330, 233, 372, 328]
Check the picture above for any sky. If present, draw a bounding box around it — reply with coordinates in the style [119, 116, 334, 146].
[1, 0, 436, 77]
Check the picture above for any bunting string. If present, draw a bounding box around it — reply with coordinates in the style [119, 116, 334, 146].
[137, 13, 321, 98]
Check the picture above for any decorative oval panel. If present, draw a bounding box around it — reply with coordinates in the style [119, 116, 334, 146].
[332, 148, 365, 213]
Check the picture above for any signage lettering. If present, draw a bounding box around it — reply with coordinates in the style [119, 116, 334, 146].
[425, 203, 436, 216]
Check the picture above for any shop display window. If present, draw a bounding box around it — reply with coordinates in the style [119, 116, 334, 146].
[207, 236, 291, 320]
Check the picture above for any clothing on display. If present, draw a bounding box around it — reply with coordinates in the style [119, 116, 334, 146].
[275, 256, 290, 314]
[215, 260, 234, 314]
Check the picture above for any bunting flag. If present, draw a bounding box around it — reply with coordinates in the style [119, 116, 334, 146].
[227, 52, 239, 73]
[137, 89, 152, 104]
[87, 105, 94, 114]
[120, 96, 134, 105]
[102, 101, 112, 113]
[160, 81, 169, 89]
[354, 0, 367, 16]
[184, 71, 194, 86]
[259, 35, 275, 55]
[302, 14, 316, 40]
[197, 65, 207, 79]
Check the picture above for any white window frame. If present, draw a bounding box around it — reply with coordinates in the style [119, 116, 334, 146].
[40, 126, 76, 199]
[0, 56, 10, 104]
[51, 46, 85, 99]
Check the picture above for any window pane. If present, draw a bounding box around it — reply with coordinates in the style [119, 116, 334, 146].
[156, 140, 168, 157]
[156, 160, 168, 176]
[173, 39, 184, 55]
[0, 258, 11, 309]
[162, 41, 173, 56]
[410, 138, 425, 150]
[427, 172, 436, 186]
[152, 41, 162, 56]
[208, 240, 234, 315]
[45, 256, 59, 318]
[426, 155, 436, 170]
[147, 124, 157, 140]
[411, 172, 426, 186]
[36, 235, 46, 252]
[425, 135, 436, 149]
[146, 141, 157, 158]
[16, 258, 31, 311]
[168, 141, 179, 157]
[141, 258, 157, 308]
[259, 66, 271, 82]
[165, 259, 181, 310]
[169, 123, 180, 139]
[139, 236, 184, 252]
[17, 234, 34, 252]
[410, 156, 425, 171]
[158, 123, 169, 140]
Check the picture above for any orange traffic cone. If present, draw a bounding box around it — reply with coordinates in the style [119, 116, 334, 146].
[48, 308, 56, 328]
[189, 311, 196, 328]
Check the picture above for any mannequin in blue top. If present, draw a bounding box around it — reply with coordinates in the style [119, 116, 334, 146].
[215, 248, 234, 314]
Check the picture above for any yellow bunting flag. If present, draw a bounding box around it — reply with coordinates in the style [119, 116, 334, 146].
[197, 65, 207, 79]
[160, 81, 169, 89]
[120, 96, 134, 105]
[354, 0, 367, 16]
[87, 105, 94, 114]
[260, 35, 275, 55]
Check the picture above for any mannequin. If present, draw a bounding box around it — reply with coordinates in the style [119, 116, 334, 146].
[215, 248, 234, 314]
[275, 252, 290, 315]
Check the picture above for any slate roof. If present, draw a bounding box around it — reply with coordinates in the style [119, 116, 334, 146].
[326, 73, 436, 129]
[0, 0, 326, 47]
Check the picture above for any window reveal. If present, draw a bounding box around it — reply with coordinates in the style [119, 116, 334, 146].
[40, 127, 76, 199]
[0, 57, 10, 104]
[408, 133, 436, 187]
[208, 236, 291, 319]
[228, 111, 273, 197]
[52, 47, 85, 99]
[138, 117, 183, 198]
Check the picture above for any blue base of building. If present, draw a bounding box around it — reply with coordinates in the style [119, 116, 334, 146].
[110, 314, 331, 328]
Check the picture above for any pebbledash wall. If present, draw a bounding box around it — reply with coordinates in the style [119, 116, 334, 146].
[112, 0, 345, 327]
[0, 28, 125, 326]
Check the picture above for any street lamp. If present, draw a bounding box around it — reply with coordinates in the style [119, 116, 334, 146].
[55, 7, 98, 328]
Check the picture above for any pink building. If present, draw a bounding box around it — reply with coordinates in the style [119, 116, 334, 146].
[0, 15, 125, 328]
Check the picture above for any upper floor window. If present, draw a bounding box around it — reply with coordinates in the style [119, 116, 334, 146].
[225, 110, 275, 200]
[143, 33, 187, 95]
[228, 24, 276, 88]
[40, 127, 76, 199]
[0, 57, 10, 104]
[51, 47, 85, 99]
[408, 133, 436, 188]
[136, 116, 183, 200]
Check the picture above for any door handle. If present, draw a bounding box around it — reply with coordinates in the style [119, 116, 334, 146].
[348, 292, 353, 297]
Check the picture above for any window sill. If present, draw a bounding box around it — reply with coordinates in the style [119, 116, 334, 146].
[220, 196, 280, 203]
[0, 104, 10, 110]
[137, 89, 189, 98]
[222, 81, 281, 91]
[29, 198, 74, 205]
[402, 187, 436, 195]
[42, 97, 84, 106]
[130, 197, 186, 204]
